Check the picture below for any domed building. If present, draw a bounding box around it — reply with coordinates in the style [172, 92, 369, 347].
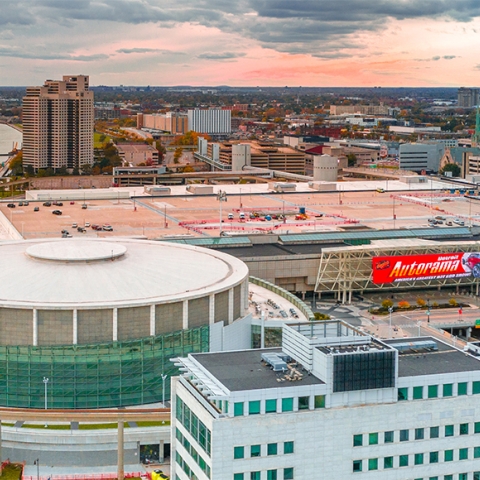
[0, 238, 249, 408]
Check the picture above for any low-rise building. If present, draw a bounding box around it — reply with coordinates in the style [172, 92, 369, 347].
[116, 143, 159, 166]
[172, 320, 480, 480]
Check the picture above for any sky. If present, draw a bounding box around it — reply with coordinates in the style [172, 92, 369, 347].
[1, 0, 480, 87]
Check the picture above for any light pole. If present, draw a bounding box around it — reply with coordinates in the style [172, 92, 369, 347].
[427, 299, 431, 324]
[34, 459, 39, 480]
[388, 306, 393, 338]
[43, 377, 49, 410]
[217, 190, 227, 236]
[161, 374, 168, 406]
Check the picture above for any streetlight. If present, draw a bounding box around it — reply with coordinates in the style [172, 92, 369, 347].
[33, 458, 39, 480]
[161, 374, 168, 406]
[427, 299, 431, 323]
[43, 377, 49, 410]
[388, 306, 393, 338]
[216, 190, 227, 236]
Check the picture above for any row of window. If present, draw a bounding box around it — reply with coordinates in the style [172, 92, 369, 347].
[233, 395, 325, 416]
[176, 396, 212, 456]
[233, 468, 294, 480]
[234, 442, 295, 459]
[176, 428, 211, 478]
[404, 474, 480, 480]
[398, 381, 480, 401]
[353, 447, 480, 472]
[176, 451, 197, 480]
[354, 422, 480, 446]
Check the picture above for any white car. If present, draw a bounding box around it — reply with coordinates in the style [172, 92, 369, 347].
[72, 223, 78, 228]
[85, 222, 90, 227]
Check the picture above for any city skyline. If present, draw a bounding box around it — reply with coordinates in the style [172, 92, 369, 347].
[1, 1, 480, 87]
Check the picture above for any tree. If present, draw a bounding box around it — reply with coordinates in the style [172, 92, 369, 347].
[313, 312, 330, 320]
[382, 299, 393, 309]
[173, 147, 183, 164]
[449, 298, 458, 307]
[346, 153, 357, 167]
[416, 298, 426, 307]
[398, 300, 410, 309]
[439, 163, 461, 177]
[81, 163, 93, 175]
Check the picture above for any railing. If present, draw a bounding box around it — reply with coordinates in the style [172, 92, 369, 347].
[23, 473, 146, 480]
[249, 276, 315, 321]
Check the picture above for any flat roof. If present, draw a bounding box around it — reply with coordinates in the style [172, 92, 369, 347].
[385, 338, 480, 377]
[192, 348, 324, 391]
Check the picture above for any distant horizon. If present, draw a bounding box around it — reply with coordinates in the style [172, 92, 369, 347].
[1, 2, 480, 87]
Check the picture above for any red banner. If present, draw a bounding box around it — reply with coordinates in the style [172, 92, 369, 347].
[372, 252, 477, 284]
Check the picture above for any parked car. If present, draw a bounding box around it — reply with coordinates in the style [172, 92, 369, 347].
[91, 224, 101, 230]
[52, 210, 62, 215]
[82, 204, 88, 209]
[102, 225, 113, 231]
[24, 201, 29, 206]
[34, 206, 39, 212]
[72, 223, 78, 228]
[7, 203, 15, 208]
[85, 222, 90, 227]
[43, 202, 51, 206]
[454, 218, 465, 226]
[53, 201, 63, 206]
[18, 201, 24, 206]
[77, 227, 86, 233]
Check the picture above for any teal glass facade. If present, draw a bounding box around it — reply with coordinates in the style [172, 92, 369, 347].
[0, 326, 209, 409]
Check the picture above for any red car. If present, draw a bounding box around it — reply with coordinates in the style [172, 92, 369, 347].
[463, 254, 480, 277]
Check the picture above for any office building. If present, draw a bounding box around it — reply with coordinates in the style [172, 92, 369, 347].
[458, 88, 480, 108]
[172, 320, 480, 480]
[399, 142, 445, 173]
[22, 75, 94, 172]
[138, 112, 188, 134]
[187, 109, 231, 135]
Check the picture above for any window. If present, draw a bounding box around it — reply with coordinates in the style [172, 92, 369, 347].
[250, 472, 260, 480]
[314, 395, 325, 408]
[368, 459, 378, 471]
[429, 451, 439, 463]
[399, 455, 409, 467]
[369, 433, 378, 445]
[444, 450, 453, 462]
[267, 443, 277, 456]
[352, 460, 362, 473]
[298, 396, 309, 410]
[474, 446, 480, 458]
[267, 470, 277, 480]
[429, 477, 438, 480]
[443, 383, 453, 397]
[413, 386, 423, 399]
[459, 448, 468, 460]
[444, 476, 453, 480]
[398, 387, 408, 401]
[250, 445, 261, 458]
[475, 473, 480, 480]
[353, 434, 363, 447]
[282, 398, 293, 412]
[234, 474, 244, 480]
[265, 399, 277, 413]
[284, 441, 294, 454]
[384, 456, 393, 469]
[415, 428, 425, 440]
[414, 453, 424, 465]
[460, 423, 469, 435]
[474, 381, 480, 394]
[249, 401, 260, 415]
[234, 446, 244, 459]
[428, 385, 438, 398]
[458, 382, 468, 395]
[400, 429, 409, 441]
[476, 422, 480, 434]
[384, 431, 394, 443]
[234, 402, 244, 417]
[284, 468, 294, 480]
[445, 425, 454, 437]
[459, 474, 468, 480]
[429, 426, 439, 438]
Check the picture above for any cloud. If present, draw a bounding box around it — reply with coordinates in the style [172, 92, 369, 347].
[117, 48, 168, 54]
[198, 52, 246, 60]
[0, 47, 109, 61]
[443, 55, 457, 59]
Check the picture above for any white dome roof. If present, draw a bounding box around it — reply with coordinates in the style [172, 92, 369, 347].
[0, 238, 248, 308]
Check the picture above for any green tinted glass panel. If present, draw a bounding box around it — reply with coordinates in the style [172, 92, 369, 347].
[444, 450, 453, 462]
[267, 443, 277, 456]
[443, 383, 453, 396]
[265, 399, 277, 413]
[459, 448, 468, 460]
[445, 425, 454, 437]
[284, 441, 294, 454]
[428, 385, 438, 398]
[384, 431, 394, 443]
[398, 387, 408, 401]
[368, 459, 378, 471]
[282, 398, 293, 412]
[458, 382, 468, 395]
[353, 434, 362, 447]
[250, 445, 261, 457]
[234, 447, 244, 459]
[430, 426, 439, 438]
[473, 381, 480, 394]
[353, 460, 362, 472]
[399, 455, 408, 467]
[234, 402, 244, 417]
[369, 433, 378, 445]
[248, 401, 260, 415]
[413, 386, 423, 399]
[384, 457, 393, 469]
[314, 395, 325, 408]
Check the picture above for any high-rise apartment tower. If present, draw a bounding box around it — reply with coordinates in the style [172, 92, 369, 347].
[23, 75, 94, 172]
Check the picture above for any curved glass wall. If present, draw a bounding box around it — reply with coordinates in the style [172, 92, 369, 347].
[0, 326, 209, 409]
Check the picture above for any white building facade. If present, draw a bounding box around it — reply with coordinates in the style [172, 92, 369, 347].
[187, 109, 231, 135]
[172, 321, 480, 480]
